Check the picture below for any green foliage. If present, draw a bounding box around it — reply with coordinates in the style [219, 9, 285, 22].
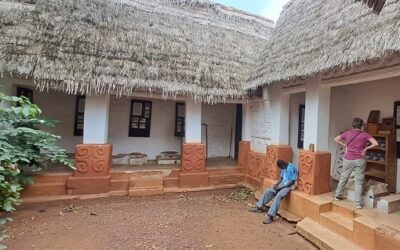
[0, 93, 74, 248]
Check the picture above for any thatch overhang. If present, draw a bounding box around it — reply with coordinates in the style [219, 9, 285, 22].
[248, 0, 400, 89]
[0, 0, 273, 103]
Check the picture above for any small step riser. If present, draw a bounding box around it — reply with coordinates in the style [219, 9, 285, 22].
[320, 214, 354, 242]
[297, 225, 334, 250]
[332, 203, 355, 219]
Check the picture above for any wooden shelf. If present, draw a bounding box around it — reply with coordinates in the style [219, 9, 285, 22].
[365, 170, 385, 180]
[369, 147, 386, 151]
[372, 134, 392, 138]
[365, 134, 396, 193]
[366, 160, 386, 165]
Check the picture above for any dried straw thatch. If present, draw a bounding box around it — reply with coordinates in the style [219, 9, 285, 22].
[248, 0, 400, 89]
[0, 0, 272, 103]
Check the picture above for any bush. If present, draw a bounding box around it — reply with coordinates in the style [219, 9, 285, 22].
[0, 93, 74, 248]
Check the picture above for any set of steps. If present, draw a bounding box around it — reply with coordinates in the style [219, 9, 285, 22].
[297, 200, 361, 250]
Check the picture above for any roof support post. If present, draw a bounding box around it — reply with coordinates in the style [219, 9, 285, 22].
[270, 89, 290, 145]
[180, 99, 208, 188]
[184, 99, 202, 143]
[241, 103, 251, 141]
[83, 95, 110, 144]
[68, 94, 112, 195]
[303, 75, 331, 151]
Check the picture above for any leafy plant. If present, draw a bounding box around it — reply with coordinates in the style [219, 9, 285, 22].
[0, 93, 74, 248]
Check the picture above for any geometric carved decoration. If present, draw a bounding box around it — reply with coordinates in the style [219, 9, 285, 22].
[266, 145, 292, 181]
[181, 143, 206, 173]
[247, 151, 266, 181]
[74, 144, 112, 177]
[297, 152, 314, 195]
[297, 150, 331, 195]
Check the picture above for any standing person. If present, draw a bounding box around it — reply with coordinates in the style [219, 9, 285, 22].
[334, 117, 378, 209]
[249, 159, 297, 224]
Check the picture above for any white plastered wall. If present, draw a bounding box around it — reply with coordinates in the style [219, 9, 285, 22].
[1, 77, 82, 153]
[108, 97, 181, 159]
[244, 82, 289, 154]
[201, 103, 236, 158]
[329, 77, 400, 192]
[2, 77, 238, 159]
[289, 92, 306, 165]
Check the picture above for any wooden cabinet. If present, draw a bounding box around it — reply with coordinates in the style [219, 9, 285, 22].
[365, 135, 397, 192]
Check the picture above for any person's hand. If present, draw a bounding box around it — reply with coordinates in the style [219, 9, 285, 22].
[361, 149, 367, 157]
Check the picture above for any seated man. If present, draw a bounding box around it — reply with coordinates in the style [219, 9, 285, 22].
[249, 159, 298, 224]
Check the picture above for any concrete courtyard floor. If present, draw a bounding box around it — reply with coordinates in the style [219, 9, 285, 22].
[5, 189, 316, 250]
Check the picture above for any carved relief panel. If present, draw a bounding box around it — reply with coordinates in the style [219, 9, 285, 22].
[247, 151, 266, 180]
[181, 143, 206, 173]
[297, 150, 331, 195]
[74, 144, 112, 177]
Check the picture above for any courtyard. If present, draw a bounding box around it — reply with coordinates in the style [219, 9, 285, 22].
[5, 189, 315, 250]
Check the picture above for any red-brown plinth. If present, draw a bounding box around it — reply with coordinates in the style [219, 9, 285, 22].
[297, 150, 331, 195]
[67, 144, 112, 195]
[180, 143, 208, 187]
[266, 145, 292, 180]
[238, 141, 250, 170]
[181, 143, 206, 173]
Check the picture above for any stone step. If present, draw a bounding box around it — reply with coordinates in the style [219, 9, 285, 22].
[332, 200, 357, 219]
[22, 182, 66, 197]
[297, 218, 361, 250]
[30, 173, 71, 184]
[208, 173, 244, 185]
[320, 211, 354, 241]
[163, 176, 179, 188]
[128, 175, 164, 197]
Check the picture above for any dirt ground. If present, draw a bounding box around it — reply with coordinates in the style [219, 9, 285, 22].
[5, 189, 317, 250]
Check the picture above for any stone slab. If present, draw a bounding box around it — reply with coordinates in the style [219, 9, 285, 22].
[377, 194, 400, 214]
[129, 187, 164, 197]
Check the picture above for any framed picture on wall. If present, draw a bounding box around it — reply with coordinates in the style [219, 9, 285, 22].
[16, 86, 34, 102]
[74, 95, 85, 136]
[297, 104, 305, 149]
[175, 102, 185, 137]
[129, 99, 152, 137]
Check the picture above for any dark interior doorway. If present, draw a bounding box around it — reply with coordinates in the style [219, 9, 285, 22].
[234, 104, 243, 160]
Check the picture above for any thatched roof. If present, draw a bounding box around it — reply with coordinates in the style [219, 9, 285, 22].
[0, 0, 272, 103]
[248, 0, 400, 88]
